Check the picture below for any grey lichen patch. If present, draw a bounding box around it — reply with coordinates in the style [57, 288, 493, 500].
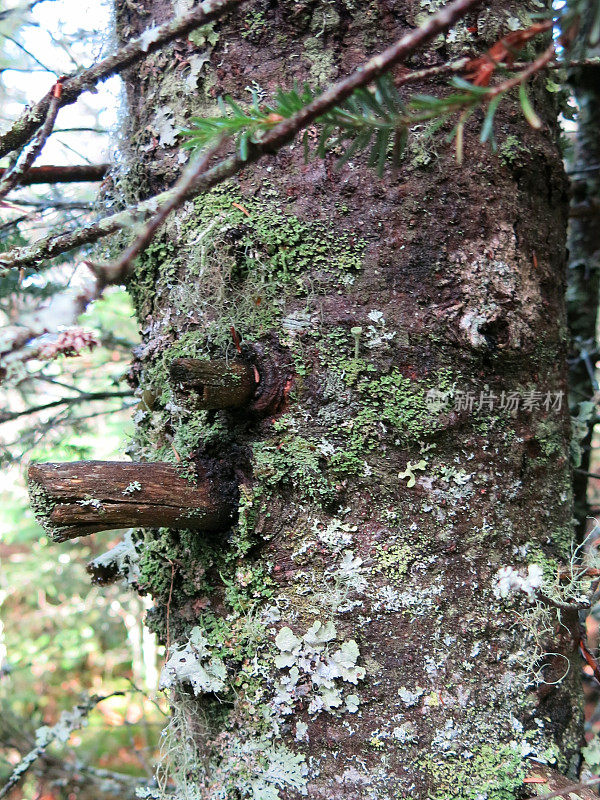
[77, 495, 106, 513]
[160, 626, 227, 695]
[122, 480, 143, 495]
[87, 530, 141, 586]
[157, 690, 308, 800]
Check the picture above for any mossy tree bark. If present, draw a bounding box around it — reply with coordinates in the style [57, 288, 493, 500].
[567, 59, 600, 538]
[112, 0, 584, 797]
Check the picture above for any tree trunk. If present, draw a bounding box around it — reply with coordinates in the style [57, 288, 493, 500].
[111, 0, 581, 797]
[567, 60, 600, 537]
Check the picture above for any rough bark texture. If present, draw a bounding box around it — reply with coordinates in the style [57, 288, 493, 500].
[111, 0, 580, 797]
[28, 460, 234, 540]
[567, 61, 600, 536]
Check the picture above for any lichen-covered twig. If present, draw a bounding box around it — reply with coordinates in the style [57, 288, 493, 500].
[0, 693, 124, 800]
[0, 0, 482, 275]
[0, 0, 245, 162]
[0, 84, 62, 200]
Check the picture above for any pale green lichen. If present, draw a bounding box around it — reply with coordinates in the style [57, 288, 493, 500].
[499, 134, 530, 167]
[398, 459, 427, 487]
[28, 480, 66, 539]
[159, 627, 227, 695]
[273, 620, 365, 716]
[422, 743, 526, 800]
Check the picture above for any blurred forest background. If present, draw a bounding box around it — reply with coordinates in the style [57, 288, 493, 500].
[0, 1, 167, 797]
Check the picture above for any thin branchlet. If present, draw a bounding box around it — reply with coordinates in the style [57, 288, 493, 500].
[91, 141, 224, 287]
[0, 391, 134, 425]
[0, 90, 62, 200]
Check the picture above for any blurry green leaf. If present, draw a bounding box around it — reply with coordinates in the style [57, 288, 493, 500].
[519, 83, 542, 129]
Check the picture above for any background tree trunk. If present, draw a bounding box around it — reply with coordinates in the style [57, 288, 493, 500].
[113, 1, 580, 797]
[567, 59, 600, 538]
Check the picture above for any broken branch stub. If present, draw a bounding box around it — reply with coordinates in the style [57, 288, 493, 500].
[28, 460, 232, 541]
[169, 357, 258, 410]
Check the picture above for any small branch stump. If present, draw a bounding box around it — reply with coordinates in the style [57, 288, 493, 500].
[169, 357, 258, 410]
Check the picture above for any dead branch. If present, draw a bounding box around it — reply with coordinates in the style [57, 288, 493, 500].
[170, 357, 258, 410]
[0, 163, 109, 184]
[28, 460, 234, 540]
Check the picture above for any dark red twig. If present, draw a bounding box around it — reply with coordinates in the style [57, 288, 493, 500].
[0, 80, 63, 200]
[0, 163, 109, 184]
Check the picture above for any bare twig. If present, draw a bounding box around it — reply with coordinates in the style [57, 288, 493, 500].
[580, 639, 600, 684]
[532, 777, 600, 799]
[0, 31, 58, 76]
[51, 126, 107, 135]
[0, 85, 62, 200]
[92, 142, 222, 287]
[568, 162, 600, 175]
[393, 52, 568, 93]
[486, 42, 557, 99]
[0, 0, 245, 162]
[3, 199, 92, 210]
[0, 390, 134, 425]
[0, 0, 482, 275]
[0, 2, 45, 22]
[0, 163, 109, 184]
[575, 468, 600, 479]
